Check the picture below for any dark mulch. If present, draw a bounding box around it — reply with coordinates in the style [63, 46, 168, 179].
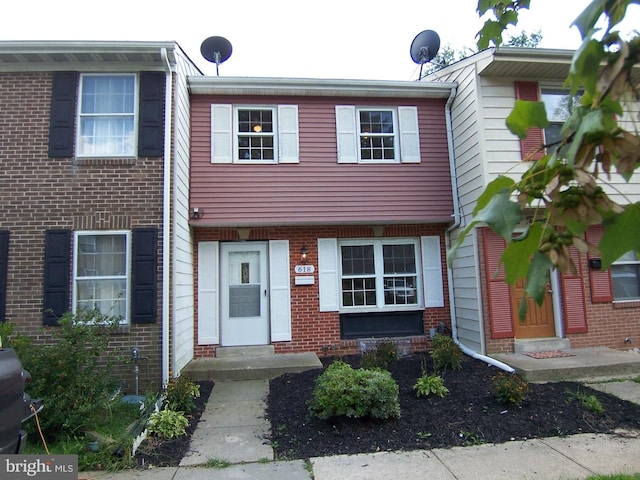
[266, 354, 640, 460]
[134, 380, 213, 469]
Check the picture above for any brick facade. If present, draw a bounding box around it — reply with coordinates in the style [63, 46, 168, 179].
[0, 72, 165, 391]
[192, 224, 451, 358]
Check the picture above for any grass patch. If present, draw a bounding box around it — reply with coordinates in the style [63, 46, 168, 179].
[583, 474, 640, 480]
[204, 458, 232, 469]
[23, 398, 144, 471]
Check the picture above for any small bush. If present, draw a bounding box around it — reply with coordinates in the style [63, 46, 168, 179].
[413, 373, 449, 398]
[567, 389, 605, 415]
[430, 334, 462, 371]
[14, 309, 122, 441]
[165, 375, 200, 412]
[492, 372, 530, 406]
[147, 407, 189, 438]
[360, 340, 398, 370]
[308, 361, 400, 420]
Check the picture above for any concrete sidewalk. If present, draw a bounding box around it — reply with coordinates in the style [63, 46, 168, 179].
[82, 378, 640, 480]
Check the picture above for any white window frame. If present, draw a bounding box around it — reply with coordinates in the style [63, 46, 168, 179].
[72, 230, 131, 323]
[540, 87, 581, 149]
[335, 105, 420, 164]
[356, 107, 399, 163]
[611, 251, 640, 302]
[338, 238, 423, 312]
[76, 73, 138, 158]
[234, 105, 278, 163]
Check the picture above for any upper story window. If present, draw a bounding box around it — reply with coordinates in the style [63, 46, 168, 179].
[237, 108, 275, 161]
[359, 109, 396, 161]
[540, 89, 581, 149]
[48, 71, 164, 159]
[211, 104, 299, 164]
[339, 239, 421, 310]
[73, 231, 130, 322]
[611, 251, 640, 301]
[335, 106, 420, 164]
[77, 74, 137, 157]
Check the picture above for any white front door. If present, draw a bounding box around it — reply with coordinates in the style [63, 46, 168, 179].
[220, 242, 269, 346]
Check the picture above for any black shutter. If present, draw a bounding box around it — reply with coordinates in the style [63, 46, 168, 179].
[0, 231, 9, 323]
[48, 72, 78, 158]
[138, 72, 165, 157]
[131, 228, 158, 324]
[43, 230, 71, 325]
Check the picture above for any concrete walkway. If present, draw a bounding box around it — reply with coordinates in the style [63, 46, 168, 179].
[82, 377, 640, 480]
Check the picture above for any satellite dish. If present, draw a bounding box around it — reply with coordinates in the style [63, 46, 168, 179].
[200, 36, 233, 76]
[410, 30, 440, 79]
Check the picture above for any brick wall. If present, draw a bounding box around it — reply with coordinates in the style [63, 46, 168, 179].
[193, 224, 451, 357]
[0, 72, 165, 391]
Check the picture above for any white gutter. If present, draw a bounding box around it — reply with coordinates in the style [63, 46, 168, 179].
[442, 85, 515, 374]
[160, 47, 173, 385]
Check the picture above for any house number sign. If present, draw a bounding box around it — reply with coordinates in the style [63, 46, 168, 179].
[294, 265, 315, 274]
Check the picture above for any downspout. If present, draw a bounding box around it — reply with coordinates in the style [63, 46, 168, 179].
[442, 85, 515, 373]
[161, 47, 173, 385]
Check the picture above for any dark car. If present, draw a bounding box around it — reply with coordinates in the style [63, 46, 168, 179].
[0, 347, 42, 454]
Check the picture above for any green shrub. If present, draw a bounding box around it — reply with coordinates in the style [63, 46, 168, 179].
[567, 389, 605, 415]
[413, 373, 449, 398]
[147, 407, 189, 438]
[14, 309, 122, 441]
[430, 334, 462, 371]
[492, 372, 530, 406]
[165, 375, 200, 412]
[308, 361, 400, 420]
[360, 340, 398, 370]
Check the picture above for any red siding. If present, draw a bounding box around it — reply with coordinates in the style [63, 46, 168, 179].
[190, 95, 454, 226]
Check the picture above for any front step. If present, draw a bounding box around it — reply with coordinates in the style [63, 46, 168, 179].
[215, 346, 275, 358]
[514, 338, 571, 354]
[182, 352, 322, 381]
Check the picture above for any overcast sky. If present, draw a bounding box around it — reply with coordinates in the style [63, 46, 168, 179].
[2, 0, 638, 80]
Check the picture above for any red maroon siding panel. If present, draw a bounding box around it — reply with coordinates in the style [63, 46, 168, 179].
[190, 95, 454, 226]
[482, 228, 514, 338]
[585, 225, 613, 303]
[562, 246, 588, 334]
[514, 81, 544, 161]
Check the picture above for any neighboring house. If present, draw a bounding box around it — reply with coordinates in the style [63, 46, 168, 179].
[0, 41, 201, 387]
[188, 76, 458, 357]
[427, 47, 640, 354]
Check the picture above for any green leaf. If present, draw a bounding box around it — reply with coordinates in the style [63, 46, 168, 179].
[568, 39, 605, 95]
[476, 20, 506, 49]
[518, 250, 553, 320]
[501, 222, 545, 284]
[448, 177, 517, 266]
[473, 176, 516, 215]
[565, 108, 617, 165]
[599, 203, 640, 269]
[506, 100, 549, 139]
[571, 0, 606, 39]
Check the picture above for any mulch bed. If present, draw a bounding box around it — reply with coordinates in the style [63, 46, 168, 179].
[266, 354, 640, 460]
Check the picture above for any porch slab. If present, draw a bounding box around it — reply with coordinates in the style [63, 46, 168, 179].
[182, 352, 322, 381]
[491, 347, 640, 383]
